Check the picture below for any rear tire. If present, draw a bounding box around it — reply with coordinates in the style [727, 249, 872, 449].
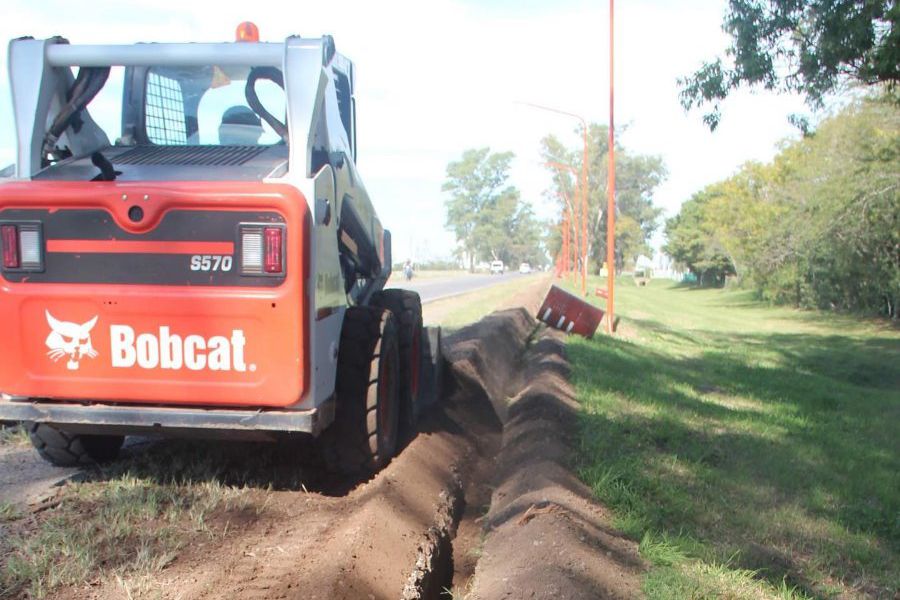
[320, 306, 401, 474]
[27, 423, 124, 467]
[372, 289, 424, 439]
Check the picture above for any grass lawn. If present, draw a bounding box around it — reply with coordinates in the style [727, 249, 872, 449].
[565, 278, 899, 599]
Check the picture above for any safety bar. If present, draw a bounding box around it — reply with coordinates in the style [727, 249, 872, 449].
[45, 42, 284, 67]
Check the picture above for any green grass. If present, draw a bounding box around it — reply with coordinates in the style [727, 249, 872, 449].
[566, 278, 899, 599]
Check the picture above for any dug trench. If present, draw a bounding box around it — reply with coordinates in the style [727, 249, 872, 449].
[2, 308, 642, 600]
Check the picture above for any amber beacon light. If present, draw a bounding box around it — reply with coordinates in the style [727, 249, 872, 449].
[235, 21, 260, 43]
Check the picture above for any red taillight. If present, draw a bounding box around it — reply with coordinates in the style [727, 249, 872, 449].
[1, 225, 19, 269]
[239, 223, 284, 276]
[264, 227, 283, 274]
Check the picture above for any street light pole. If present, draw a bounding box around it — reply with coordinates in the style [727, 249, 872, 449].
[606, 0, 616, 334]
[546, 161, 581, 283]
[519, 102, 589, 296]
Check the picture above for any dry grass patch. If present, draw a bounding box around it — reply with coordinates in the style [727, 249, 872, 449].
[0, 440, 281, 598]
[0, 426, 28, 446]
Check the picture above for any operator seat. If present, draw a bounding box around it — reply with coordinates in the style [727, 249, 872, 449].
[218, 106, 264, 145]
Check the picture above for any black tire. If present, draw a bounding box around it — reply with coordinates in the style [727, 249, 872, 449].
[320, 306, 401, 474]
[372, 289, 424, 438]
[419, 326, 443, 414]
[27, 422, 124, 467]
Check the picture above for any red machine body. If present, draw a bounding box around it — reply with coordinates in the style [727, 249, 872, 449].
[0, 180, 311, 409]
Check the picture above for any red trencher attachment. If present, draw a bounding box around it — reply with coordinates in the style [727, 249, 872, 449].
[537, 285, 604, 338]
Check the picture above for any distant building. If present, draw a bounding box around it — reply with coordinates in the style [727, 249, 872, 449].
[652, 252, 685, 281]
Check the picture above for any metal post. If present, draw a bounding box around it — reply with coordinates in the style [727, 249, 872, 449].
[606, 0, 616, 334]
[520, 102, 590, 295]
[548, 163, 581, 285]
[580, 126, 588, 297]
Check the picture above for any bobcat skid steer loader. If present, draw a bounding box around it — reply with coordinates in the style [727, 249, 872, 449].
[0, 24, 440, 473]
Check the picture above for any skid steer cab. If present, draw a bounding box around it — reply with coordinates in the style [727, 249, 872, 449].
[0, 25, 441, 474]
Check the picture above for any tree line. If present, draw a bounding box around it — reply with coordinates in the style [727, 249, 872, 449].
[666, 95, 899, 318]
[442, 131, 667, 273]
[540, 124, 666, 272]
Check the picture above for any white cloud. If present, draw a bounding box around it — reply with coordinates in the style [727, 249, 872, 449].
[1, 0, 811, 259]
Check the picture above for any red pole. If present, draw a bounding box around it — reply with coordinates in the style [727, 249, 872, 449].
[520, 103, 590, 295]
[606, 0, 616, 334]
[581, 126, 588, 297]
[548, 165, 580, 283]
[563, 190, 576, 280]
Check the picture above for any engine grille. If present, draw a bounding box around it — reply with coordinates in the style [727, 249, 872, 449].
[112, 145, 269, 167]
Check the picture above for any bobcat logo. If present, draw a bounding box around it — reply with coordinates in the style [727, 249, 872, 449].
[45, 311, 99, 371]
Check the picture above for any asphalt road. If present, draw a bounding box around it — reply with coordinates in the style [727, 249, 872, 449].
[387, 271, 533, 303]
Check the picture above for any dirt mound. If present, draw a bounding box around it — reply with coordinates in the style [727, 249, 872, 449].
[443, 308, 534, 422]
[445, 309, 645, 599]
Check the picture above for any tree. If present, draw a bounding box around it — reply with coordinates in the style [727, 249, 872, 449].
[442, 148, 542, 269]
[701, 161, 787, 281]
[680, 0, 900, 129]
[541, 124, 666, 272]
[755, 96, 900, 314]
[667, 95, 899, 316]
[664, 191, 736, 286]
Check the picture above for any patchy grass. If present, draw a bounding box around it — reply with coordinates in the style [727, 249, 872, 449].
[567, 278, 899, 599]
[0, 439, 284, 598]
[442, 576, 475, 600]
[0, 501, 21, 523]
[0, 425, 28, 446]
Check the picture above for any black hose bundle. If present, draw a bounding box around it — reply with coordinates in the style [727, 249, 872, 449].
[245, 67, 288, 142]
[41, 66, 110, 166]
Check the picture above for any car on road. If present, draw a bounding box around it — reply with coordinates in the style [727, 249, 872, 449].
[518, 262, 532, 274]
[490, 260, 505, 275]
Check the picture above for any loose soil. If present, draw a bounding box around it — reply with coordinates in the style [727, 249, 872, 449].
[2, 279, 643, 599]
[0, 429, 78, 508]
[32, 386, 500, 600]
[445, 309, 644, 599]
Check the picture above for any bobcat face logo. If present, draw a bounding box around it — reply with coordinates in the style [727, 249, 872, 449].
[45, 311, 99, 371]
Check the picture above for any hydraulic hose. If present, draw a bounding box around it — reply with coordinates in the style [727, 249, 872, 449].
[245, 67, 288, 142]
[42, 67, 110, 165]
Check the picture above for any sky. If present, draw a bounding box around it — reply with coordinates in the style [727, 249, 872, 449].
[0, 0, 812, 262]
